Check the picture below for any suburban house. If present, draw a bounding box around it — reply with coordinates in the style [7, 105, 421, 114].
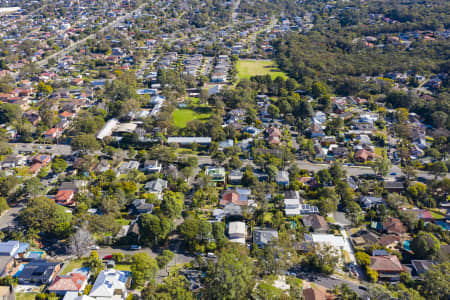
[116, 161, 139, 175]
[276, 171, 290, 186]
[0, 154, 27, 169]
[266, 127, 281, 145]
[378, 234, 402, 249]
[411, 260, 435, 276]
[63, 293, 95, 300]
[311, 234, 346, 252]
[29, 154, 51, 175]
[130, 199, 153, 215]
[284, 191, 301, 216]
[303, 287, 327, 300]
[359, 196, 384, 210]
[43, 128, 62, 139]
[354, 149, 379, 162]
[220, 189, 253, 207]
[299, 204, 320, 215]
[228, 221, 246, 244]
[302, 214, 329, 233]
[0, 241, 29, 277]
[144, 179, 168, 199]
[383, 217, 406, 235]
[142, 160, 162, 173]
[89, 269, 130, 300]
[369, 255, 406, 281]
[228, 170, 243, 184]
[205, 167, 226, 185]
[47, 273, 88, 295]
[384, 181, 405, 193]
[351, 230, 380, 248]
[17, 261, 61, 284]
[213, 202, 243, 220]
[54, 182, 78, 206]
[253, 228, 278, 248]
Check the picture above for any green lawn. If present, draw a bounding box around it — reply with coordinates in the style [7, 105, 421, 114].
[236, 59, 288, 80]
[431, 211, 445, 220]
[172, 107, 211, 128]
[115, 263, 131, 271]
[16, 293, 38, 300]
[61, 258, 86, 275]
[116, 218, 131, 226]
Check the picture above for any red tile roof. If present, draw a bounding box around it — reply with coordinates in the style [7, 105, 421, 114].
[55, 190, 75, 204]
[303, 287, 327, 300]
[48, 273, 86, 292]
[220, 191, 247, 206]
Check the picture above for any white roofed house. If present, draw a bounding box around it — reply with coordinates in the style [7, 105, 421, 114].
[284, 191, 301, 216]
[276, 171, 290, 186]
[142, 160, 162, 173]
[228, 221, 246, 244]
[96, 118, 119, 140]
[89, 269, 130, 300]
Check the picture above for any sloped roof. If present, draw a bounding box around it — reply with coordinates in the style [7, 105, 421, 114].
[303, 287, 327, 300]
[55, 190, 74, 202]
[89, 269, 129, 298]
[303, 214, 329, 231]
[370, 255, 405, 272]
[383, 217, 406, 234]
[48, 273, 87, 292]
[220, 191, 247, 206]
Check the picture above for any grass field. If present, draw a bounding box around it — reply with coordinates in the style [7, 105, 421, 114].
[115, 263, 132, 271]
[172, 107, 211, 128]
[16, 293, 38, 300]
[61, 258, 86, 275]
[236, 59, 288, 80]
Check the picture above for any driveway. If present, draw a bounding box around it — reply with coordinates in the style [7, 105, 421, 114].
[295, 271, 368, 298]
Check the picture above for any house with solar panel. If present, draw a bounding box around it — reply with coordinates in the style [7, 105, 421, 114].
[89, 269, 130, 300]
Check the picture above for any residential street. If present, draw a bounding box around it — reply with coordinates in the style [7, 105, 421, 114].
[0, 204, 22, 230]
[295, 271, 368, 298]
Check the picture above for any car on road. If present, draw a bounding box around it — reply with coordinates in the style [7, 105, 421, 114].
[90, 245, 100, 250]
[130, 245, 141, 250]
[103, 255, 113, 260]
[390, 172, 396, 176]
[359, 285, 368, 291]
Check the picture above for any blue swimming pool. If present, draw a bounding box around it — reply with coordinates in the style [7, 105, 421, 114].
[28, 251, 44, 259]
[403, 240, 411, 251]
[13, 264, 25, 278]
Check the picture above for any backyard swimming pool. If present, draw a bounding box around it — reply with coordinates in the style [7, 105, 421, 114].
[403, 240, 411, 251]
[13, 264, 25, 278]
[26, 251, 44, 260]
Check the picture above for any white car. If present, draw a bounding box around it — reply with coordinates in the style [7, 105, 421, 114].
[90, 245, 100, 250]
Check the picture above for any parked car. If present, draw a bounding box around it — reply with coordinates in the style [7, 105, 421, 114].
[130, 245, 141, 250]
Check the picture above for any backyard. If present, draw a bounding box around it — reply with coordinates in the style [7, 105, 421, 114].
[172, 104, 211, 128]
[236, 59, 288, 80]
